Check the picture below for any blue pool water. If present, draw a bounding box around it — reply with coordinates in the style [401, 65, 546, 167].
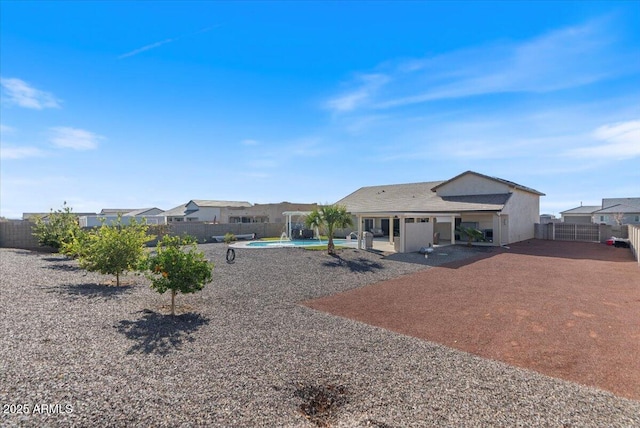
[245, 239, 355, 248]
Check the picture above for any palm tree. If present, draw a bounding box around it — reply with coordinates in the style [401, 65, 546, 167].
[305, 204, 353, 255]
[456, 226, 485, 247]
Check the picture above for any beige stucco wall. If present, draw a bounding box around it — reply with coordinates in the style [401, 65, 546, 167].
[404, 221, 434, 252]
[501, 189, 539, 243]
[435, 174, 510, 196]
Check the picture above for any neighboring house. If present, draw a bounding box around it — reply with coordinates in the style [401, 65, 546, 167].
[539, 214, 560, 224]
[592, 198, 640, 225]
[336, 170, 544, 253]
[226, 202, 318, 224]
[22, 212, 96, 221]
[561, 198, 640, 225]
[559, 205, 601, 224]
[161, 200, 253, 223]
[79, 207, 166, 227]
[99, 208, 138, 215]
[161, 200, 318, 224]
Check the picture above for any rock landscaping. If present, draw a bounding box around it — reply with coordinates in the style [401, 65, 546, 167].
[1, 244, 638, 427]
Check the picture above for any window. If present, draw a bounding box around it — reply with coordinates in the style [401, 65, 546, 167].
[364, 218, 374, 231]
[600, 216, 605, 222]
[635, 215, 639, 222]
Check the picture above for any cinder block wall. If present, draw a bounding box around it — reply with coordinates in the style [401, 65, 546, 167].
[0, 221, 55, 252]
[0, 221, 358, 251]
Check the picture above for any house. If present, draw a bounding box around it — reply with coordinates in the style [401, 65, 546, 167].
[79, 207, 166, 227]
[22, 212, 96, 221]
[560, 205, 601, 224]
[161, 200, 252, 223]
[592, 198, 640, 225]
[161, 200, 318, 224]
[225, 202, 318, 224]
[561, 198, 640, 225]
[336, 171, 544, 253]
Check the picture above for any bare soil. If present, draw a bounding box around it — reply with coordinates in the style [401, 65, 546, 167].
[304, 239, 640, 401]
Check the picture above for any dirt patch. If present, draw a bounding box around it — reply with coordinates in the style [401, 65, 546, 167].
[295, 383, 348, 427]
[304, 240, 640, 401]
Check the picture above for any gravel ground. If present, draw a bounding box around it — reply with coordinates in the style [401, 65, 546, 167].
[1, 245, 639, 427]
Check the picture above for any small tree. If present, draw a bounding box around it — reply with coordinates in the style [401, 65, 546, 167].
[32, 202, 80, 251]
[305, 204, 353, 255]
[145, 235, 214, 316]
[78, 216, 153, 286]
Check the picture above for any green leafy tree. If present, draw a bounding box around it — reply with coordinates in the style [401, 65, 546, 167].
[78, 216, 153, 286]
[145, 235, 214, 316]
[305, 204, 353, 255]
[456, 226, 484, 247]
[32, 202, 80, 251]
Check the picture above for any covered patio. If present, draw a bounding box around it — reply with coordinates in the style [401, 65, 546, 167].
[354, 212, 507, 253]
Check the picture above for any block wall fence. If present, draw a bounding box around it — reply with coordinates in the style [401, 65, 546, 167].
[0, 221, 356, 251]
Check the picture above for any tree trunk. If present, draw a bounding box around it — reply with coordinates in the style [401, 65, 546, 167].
[327, 237, 335, 255]
[116, 272, 120, 286]
[171, 289, 176, 316]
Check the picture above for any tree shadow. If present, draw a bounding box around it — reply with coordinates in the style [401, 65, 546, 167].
[115, 309, 210, 356]
[43, 263, 82, 272]
[322, 255, 384, 273]
[47, 283, 134, 301]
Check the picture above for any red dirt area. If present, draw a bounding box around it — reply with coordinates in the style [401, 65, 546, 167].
[304, 240, 640, 401]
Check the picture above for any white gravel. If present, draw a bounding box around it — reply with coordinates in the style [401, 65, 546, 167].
[1, 245, 639, 427]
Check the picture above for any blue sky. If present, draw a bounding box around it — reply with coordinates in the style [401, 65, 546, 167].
[1, 1, 639, 219]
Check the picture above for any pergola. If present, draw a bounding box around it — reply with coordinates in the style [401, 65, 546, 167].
[282, 211, 314, 239]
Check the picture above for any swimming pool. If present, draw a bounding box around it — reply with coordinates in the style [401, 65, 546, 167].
[242, 239, 357, 248]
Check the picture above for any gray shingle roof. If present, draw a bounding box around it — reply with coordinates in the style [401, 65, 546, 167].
[431, 171, 545, 196]
[191, 200, 252, 208]
[335, 181, 511, 214]
[594, 203, 640, 214]
[560, 206, 600, 215]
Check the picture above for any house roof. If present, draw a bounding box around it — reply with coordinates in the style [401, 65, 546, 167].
[162, 204, 190, 217]
[600, 198, 640, 210]
[23, 212, 96, 220]
[560, 206, 600, 215]
[594, 203, 640, 214]
[125, 208, 164, 216]
[335, 180, 512, 214]
[100, 208, 137, 215]
[161, 200, 253, 218]
[191, 200, 252, 208]
[431, 170, 545, 196]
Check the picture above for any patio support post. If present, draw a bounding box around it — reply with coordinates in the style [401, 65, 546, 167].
[399, 216, 406, 253]
[357, 215, 363, 250]
[450, 215, 456, 245]
[389, 216, 394, 244]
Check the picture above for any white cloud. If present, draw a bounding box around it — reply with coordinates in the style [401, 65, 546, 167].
[0, 146, 46, 160]
[241, 139, 260, 146]
[0, 77, 61, 109]
[0, 124, 16, 134]
[325, 73, 389, 112]
[49, 127, 103, 150]
[565, 120, 640, 160]
[119, 38, 177, 59]
[326, 18, 635, 113]
[119, 26, 218, 59]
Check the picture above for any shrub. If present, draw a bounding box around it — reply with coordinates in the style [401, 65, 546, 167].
[145, 235, 214, 316]
[32, 202, 80, 251]
[223, 232, 236, 244]
[78, 216, 154, 286]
